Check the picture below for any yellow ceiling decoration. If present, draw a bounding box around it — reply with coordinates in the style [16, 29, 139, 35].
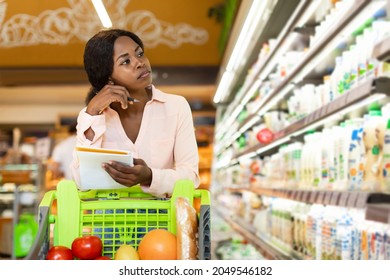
[0, 0, 223, 66]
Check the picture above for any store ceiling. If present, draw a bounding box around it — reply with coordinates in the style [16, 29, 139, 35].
[0, 0, 225, 110]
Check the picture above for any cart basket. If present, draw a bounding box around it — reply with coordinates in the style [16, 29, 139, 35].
[25, 179, 211, 260]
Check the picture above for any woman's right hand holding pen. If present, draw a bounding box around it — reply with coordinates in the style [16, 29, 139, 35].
[86, 84, 132, 116]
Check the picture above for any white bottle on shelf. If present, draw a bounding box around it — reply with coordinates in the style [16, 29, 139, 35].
[380, 118, 390, 193]
[348, 118, 365, 191]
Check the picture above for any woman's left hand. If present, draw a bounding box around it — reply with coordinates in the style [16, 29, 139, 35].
[102, 158, 152, 187]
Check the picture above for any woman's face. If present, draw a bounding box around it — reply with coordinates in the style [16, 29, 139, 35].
[111, 36, 152, 91]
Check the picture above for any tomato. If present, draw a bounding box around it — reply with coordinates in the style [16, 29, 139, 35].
[46, 245, 74, 260]
[95, 256, 111, 260]
[71, 235, 103, 260]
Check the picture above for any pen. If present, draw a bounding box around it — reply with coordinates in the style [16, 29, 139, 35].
[128, 97, 140, 103]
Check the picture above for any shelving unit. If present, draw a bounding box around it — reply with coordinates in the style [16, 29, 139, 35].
[0, 163, 44, 259]
[212, 0, 390, 260]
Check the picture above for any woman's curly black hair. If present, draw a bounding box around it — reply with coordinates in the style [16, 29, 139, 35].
[83, 29, 144, 105]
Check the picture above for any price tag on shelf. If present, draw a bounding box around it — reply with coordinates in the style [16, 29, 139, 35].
[302, 191, 310, 203]
[356, 192, 370, 208]
[330, 191, 340, 206]
[323, 191, 333, 205]
[296, 191, 304, 202]
[285, 190, 291, 199]
[291, 190, 298, 200]
[339, 192, 350, 207]
[327, 101, 336, 115]
[316, 191, 325, 205]
[320, 105, 328, 118]
[309, 191, 318, 204]
[347, 191, 359, 208]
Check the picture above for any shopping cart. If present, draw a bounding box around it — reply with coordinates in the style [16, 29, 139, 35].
[25, 179, 211, 260]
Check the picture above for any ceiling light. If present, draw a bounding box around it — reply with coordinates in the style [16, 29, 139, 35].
[213, 0, 270, 104]
[213, 71, 234, 103]
[91, 0, 112, 28]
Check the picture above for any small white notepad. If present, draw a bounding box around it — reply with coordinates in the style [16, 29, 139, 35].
[76, 146, 134, 190]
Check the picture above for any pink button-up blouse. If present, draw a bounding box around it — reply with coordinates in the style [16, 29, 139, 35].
[71, 86, 200, 197]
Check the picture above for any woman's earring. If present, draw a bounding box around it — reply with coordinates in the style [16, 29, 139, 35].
[108, 80, 114, 85]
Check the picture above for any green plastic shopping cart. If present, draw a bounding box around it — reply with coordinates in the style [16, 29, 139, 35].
[26, 179, 211, 260]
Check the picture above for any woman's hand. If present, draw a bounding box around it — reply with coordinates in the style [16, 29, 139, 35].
[102, 158, 152, 187]
[86, 84, 131, 116]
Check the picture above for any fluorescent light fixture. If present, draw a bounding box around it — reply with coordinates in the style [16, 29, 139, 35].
[226, 0, 268, 72]
[213, 71, 234, 103]
[91, 0, 112, 28]
[214, 0, 269, 104]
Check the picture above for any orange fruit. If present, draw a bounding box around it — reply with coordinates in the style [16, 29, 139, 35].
[138, 229, 177, 260]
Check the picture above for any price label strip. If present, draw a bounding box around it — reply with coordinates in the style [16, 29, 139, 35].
[347, 192, 359, 208]
[356, 192, 370, 208]
[338, 192, 350, 207]
[323, 191, 333, 205]
[309, 191, 318, 204]
[316, 191, 325, 205]
[330, 192, 341, 206]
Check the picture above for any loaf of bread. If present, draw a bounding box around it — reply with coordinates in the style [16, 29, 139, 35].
[176, 197, 198, 260]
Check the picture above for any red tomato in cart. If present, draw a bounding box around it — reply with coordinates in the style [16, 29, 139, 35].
[95, 256, 111, 260]
[46, 245, 74, 260]
[71, 235, 103, 260]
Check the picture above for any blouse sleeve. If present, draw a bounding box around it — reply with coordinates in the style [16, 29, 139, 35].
[70, 107, 106, 184]
[142, 98, 200, 197]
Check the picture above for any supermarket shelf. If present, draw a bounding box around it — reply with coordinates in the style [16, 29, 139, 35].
[215, 0, 312, 142]
[366, 204, 390, 224]
[226, 186, 390, 209]
[215, 0, 372, 156]
[213, 204, 297, 260]
[231, 76, 390, 162]
[373, 35, 390, 62]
